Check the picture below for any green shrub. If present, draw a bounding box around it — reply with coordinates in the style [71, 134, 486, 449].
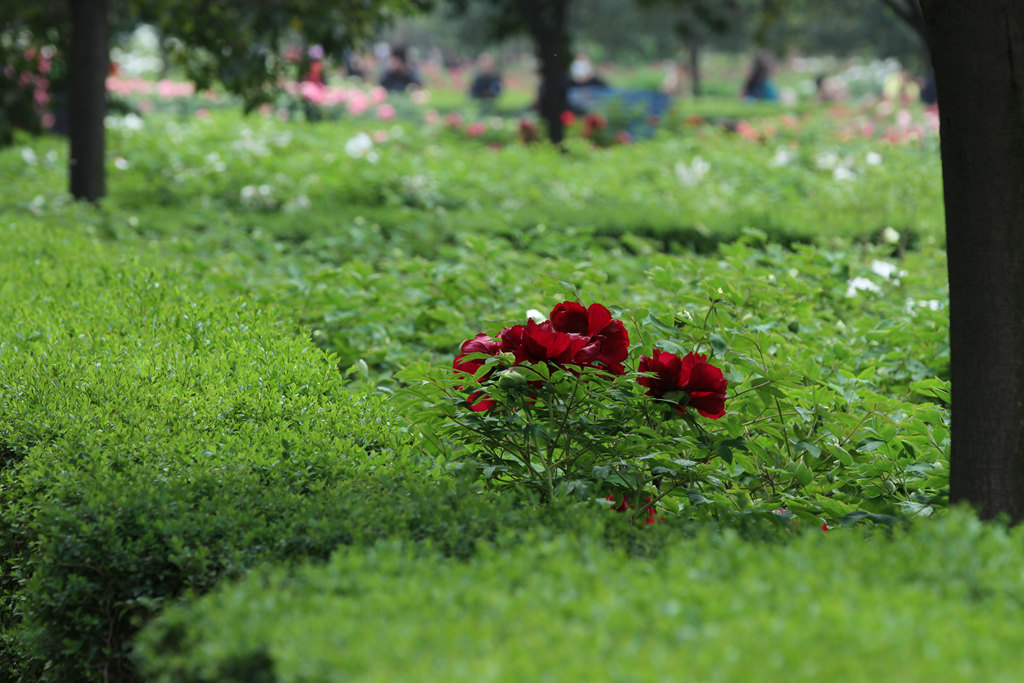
[136, 510, 1024, 683]
[0, 221, 416, 681]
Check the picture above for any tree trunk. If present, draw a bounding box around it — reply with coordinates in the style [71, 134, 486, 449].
[517, 0, 570, 145]
[69, 0, 109, 202]
[920, 0, 1024, 521]
[688, 42, 701, 97]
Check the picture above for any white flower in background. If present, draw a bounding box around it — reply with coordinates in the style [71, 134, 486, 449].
[205, 152, 227, 172]
[674, 156, 710, 187]
[815, 150, 838, 170]
[905, 298, 945, 313]
[770, 146, 794, 167]
[239, 184, 276, 209]
[833, 166, 856, 181]
[865, 151, 883, 166]
[284, 194, 312, 213]
[345, 132, 374, 159]
[114, 156, 130, 170]
[106, 113, 145, 131]
[526, 309, 545, 323]
[881, 226, 901, 244]
[21, 148, 37, 165]
[870, 259, 907, 279]
[846, 276, 882, 297]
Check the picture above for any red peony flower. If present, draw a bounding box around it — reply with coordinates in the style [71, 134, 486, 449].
[519, 118, 540, 143]
[606, 493, 664, 524]
[515, 319, 590, 366]
[453, 333, 504, 412]
[560, 110, 576, 126]
[549, 302, 629, 374]
[582, 113, 606, 138]
[637, 349, 727, 419]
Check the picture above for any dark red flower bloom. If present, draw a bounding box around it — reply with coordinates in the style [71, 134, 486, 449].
[453, 333, 503, 412]
[606, 493, 664, 524]
[560, 110, 576, 126]
[499, 324, 526, 353]
[453, 333, 501, 375]
[549, 302, 629, 374]
[637, 349, 727, 419]
[515, 319, 590, 366]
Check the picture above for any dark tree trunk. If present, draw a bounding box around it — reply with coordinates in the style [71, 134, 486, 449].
[920, 0, 1024, 521]
[881, 0, 928, 43]
[69, 0, 109, 202]
[688, 42, 701, 97]
[517, 0, 570, 145]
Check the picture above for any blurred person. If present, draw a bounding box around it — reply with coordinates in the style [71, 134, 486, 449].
[379, 45, 421, 92]
[741, 53, 778, 102]
[567, 52, 609, 114]
[469, 53, 502, 102]
[569, 53, 607, 88]
[342, 50, 367, 81]
[815, 74, 848, 102]
[305, 44, 325, 85]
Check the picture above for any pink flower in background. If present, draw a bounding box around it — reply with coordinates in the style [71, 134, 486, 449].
[410, 89, 430, 105]
[615, 130, 633, 145]
[424, 109, 440, 126]
[736, 120, 759, 141]
[195, 108, 209, 119]
[372, 129, 389, 143]
[377, 103, 396, 120]
[299, 81, 326, 105]
[369, 86, 388, 104]
[156, 79, 193, 98]
[346, 91, 368, 116]
[446, 112, 463, 127]
[466, 121, 486, 137]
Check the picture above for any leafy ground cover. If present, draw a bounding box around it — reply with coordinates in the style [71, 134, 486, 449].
[137, 512, 1024, 683]
[0, 89, 978, 682]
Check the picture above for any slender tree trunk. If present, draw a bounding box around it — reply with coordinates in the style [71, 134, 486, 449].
[688, 42, 701, 97]
[69, 0, 109, 202]
[517, 0, 570, 145]
[920, 0, 1024, 521]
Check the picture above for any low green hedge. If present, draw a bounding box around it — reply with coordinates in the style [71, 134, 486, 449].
[136, 510, 1024, 683]
[0, 220, 422, 681]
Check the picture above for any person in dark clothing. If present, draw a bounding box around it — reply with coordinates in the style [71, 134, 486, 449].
[566, 53, 610, 114]
[469, 53, 502, 101]
[741, 53, 778, 102]
[379, 46, 421, 92]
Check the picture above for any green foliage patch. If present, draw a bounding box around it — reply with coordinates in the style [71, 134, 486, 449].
[0, 220, 419, 681]
[136, 511, 1024, 683]
[0, 101, 956, 683]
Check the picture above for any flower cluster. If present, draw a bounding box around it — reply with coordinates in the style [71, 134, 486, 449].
[453, 301, 629, 411]
[637, 349, 728, 419]
[454, 302, 727, 420]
